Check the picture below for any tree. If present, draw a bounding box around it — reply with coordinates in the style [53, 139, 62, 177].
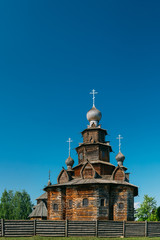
[18, 190, 33, 219]
[156, 206, 160, 221]
[135, 195, 157, 221]
[0, 189, 33, 220]
[0, 190, 14, 219]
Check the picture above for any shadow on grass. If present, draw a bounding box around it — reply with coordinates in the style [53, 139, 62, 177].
[1, 237, 160, 240]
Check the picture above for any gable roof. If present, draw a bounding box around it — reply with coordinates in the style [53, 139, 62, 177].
[111, 166, 125, 181]
[80, 160, 101, 179]
[57, 168, 72, 184]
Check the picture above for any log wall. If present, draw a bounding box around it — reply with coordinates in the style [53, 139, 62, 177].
[48, 188, 66, 220]
[65, 186, 98, 221]
[0, 219, 160, 237]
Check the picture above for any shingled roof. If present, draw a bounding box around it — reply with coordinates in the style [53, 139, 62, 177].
[36, 192, 47, 200]
[44, 178, 138, 195]
[29, 201, 47, 218]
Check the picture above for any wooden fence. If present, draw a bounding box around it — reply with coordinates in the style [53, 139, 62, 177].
[0, 219, 160, 237]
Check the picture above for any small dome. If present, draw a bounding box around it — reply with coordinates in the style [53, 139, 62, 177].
[115, 152, 125, 166]
[116, 152, 125, 161]
[87, 106, 102, 122]
[65, 156, 74, 169]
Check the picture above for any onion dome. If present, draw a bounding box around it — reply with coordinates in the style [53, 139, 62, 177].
[115, 152, 125, 166]
[87, 106, 102, 127]
[65, 156, 74, 170]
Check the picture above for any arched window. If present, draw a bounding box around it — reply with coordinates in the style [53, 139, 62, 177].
[53, 203, 58, 211]
[69, 200, 73, 208]
[83, 198, 88, 207]
[118, 203, 124, 210]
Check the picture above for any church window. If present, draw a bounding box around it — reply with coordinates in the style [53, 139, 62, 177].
[118, 203, 124, 210]
[53, 203, 58, 211]
[69, 200, 73, 208]
[83, 198, 88, 207]
[100, 198, 105, 207]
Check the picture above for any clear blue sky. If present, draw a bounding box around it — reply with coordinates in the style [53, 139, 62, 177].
[0, 0, 160, 206]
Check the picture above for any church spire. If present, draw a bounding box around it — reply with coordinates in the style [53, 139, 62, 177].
[47, 170, 51, 185]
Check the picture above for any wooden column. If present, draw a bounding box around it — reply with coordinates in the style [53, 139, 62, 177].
[1, 219, 4, 237]
[95, 220, 98, 237]
[65, 219, 68, 237]
[123, 220, 126, 238]
[145, 220, 148, 237]
[33, 220, 36, 236]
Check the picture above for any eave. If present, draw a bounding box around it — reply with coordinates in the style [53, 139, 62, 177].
[76, 142, 113, 152]
[81, 127, 108, 135]
[44, 178, 138, 196]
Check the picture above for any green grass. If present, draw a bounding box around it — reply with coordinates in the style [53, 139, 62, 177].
[1, 237, 160, 240]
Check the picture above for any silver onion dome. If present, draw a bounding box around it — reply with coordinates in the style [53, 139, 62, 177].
[65, 156, 74, 170]
[115, 152, 125, 166]
[87, 106, 102, 127]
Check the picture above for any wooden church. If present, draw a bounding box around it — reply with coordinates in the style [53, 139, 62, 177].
[30, 90, 138, 221]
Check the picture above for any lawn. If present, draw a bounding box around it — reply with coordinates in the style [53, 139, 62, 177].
[1, 237, 160, 240]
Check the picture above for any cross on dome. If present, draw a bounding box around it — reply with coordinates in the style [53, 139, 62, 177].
[90, 89, 98, 107]
[116, 134, 123, 152]
[47, 169, 51, 185]
[67, 138, 73, 156]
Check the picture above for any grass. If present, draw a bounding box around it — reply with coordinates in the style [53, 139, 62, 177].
[1, 237, 160, 240]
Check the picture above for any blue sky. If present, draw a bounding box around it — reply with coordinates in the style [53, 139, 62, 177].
[0, 0, 160, 206]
